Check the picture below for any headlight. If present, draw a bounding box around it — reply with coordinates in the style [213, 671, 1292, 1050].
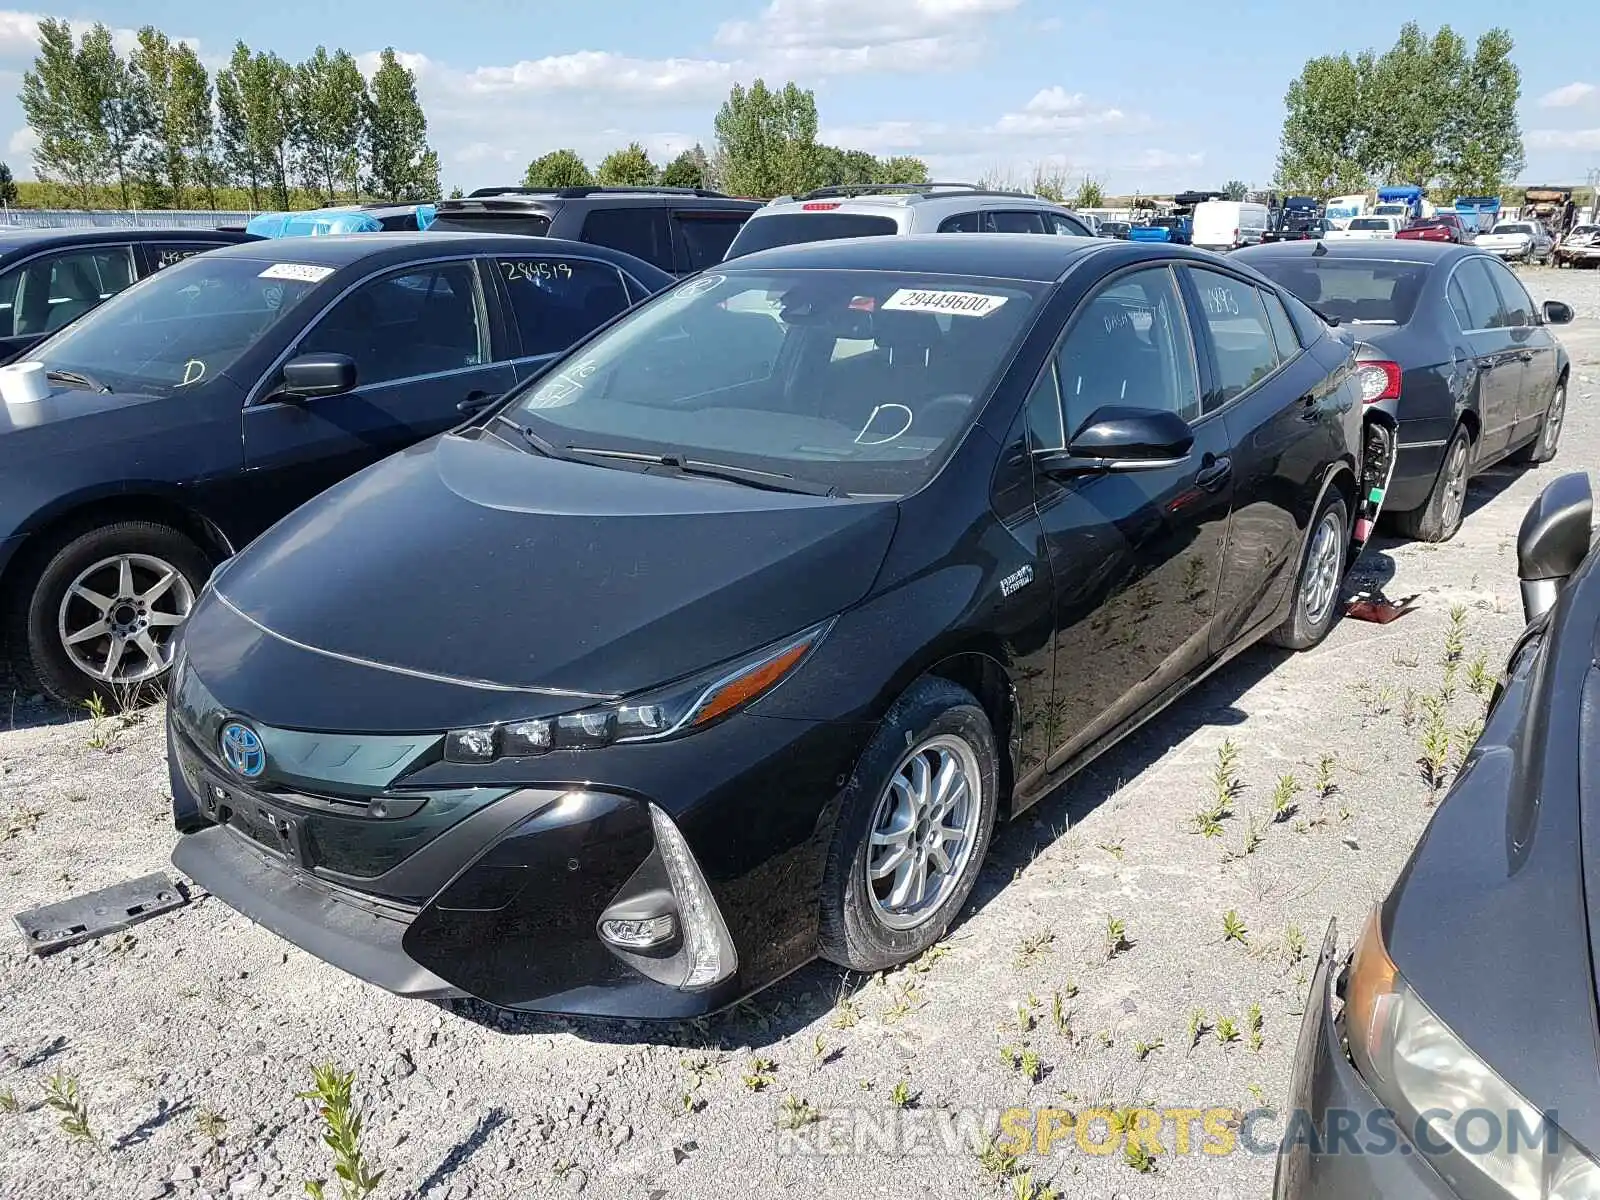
[1345, 911, 1600, 1198]
[443, 619, 833, 762]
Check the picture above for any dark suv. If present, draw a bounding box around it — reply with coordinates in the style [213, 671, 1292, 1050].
[429, 186, 761, 277]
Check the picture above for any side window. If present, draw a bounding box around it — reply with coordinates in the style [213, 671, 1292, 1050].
[1049, 214, 1091, 236]
[1026, 362, 1066, 450]
[13, 246, 136, 335]
[580, 207, 674, 272]
[494, 257, 630, 358]
[1448, 258, 1505, 330]
[1186, 267, 1281, 408]
[1260, 289, 1303, 359]
[989, 210, 1048, 234]
[146, 242, 229, 273]
[1056, 266, 1201, 437]
[938, 211, 985, 233]
[298, 261, 488, 387]
[1480, 257, 1532, 328]
[0, 265, 20, 335]
[671, 213, 747, 271]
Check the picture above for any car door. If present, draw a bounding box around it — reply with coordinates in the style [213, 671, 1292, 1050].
[240, 257, 519, 518]
[578, 207, 678, 275]
[485, 251, 634, 383]
[1480, 255, 1558, 447]
[1030, 264, 1233, 772]
[0, 243, 137, 362]
[1182, 265, 1346, 650]
[1445, 256, 1520, 461]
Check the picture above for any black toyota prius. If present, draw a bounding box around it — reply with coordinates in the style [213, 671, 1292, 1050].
[168, 234, 1368, 1019]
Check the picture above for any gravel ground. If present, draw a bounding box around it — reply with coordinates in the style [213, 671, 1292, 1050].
[2, 263, 1598, 1200]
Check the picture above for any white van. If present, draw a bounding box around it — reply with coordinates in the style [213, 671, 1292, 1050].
[1192, 201, 1270, 252]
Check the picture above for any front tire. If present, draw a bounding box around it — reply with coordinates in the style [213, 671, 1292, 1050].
[1392, 425, 1471, 543]
[4, 520, 211, 707]
[818, 677, 999, 972]
[1268, 491, 1348, 650]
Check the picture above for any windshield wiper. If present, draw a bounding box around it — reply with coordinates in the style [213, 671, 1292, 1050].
[570, 446, 840, 497]
[46, 368, 110, 393]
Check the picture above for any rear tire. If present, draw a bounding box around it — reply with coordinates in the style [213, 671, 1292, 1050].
[818, 678, 999, 973]
[3, 520, 211, 707]
[1392, 425, 1471, 543]
[1268, 491, 1348, 651]
[1510, 379, 1566, 466]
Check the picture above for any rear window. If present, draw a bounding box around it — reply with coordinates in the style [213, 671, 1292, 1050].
[1492, 223, 1534, 235]
[431, 211, 553, 238]
[724, 212, 899, 260]
[1349, 218, 1391, 231]
[1246, 258, 1428, 326]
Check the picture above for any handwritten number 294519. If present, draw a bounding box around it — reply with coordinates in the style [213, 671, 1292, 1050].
[500, 261, 573, 283]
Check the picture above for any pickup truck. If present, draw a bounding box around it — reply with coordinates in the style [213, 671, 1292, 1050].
[1324, 215, 1402, 241]
[1396, 213, 1471, 245]
[1129, 216, 1190, 244]
[1475, 221, 1553, 263]
[1261, 199, 1328, 243]
[1554, 224, 1600, 268]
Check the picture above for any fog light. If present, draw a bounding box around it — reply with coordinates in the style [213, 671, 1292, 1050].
[599, 915, 677, 949]
[648, 804, 737, 989]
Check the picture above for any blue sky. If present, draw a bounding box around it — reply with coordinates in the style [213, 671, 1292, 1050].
[0, 0, 1596, 196]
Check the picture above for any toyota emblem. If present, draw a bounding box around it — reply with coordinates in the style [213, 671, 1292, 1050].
[219, 720, 265, 779]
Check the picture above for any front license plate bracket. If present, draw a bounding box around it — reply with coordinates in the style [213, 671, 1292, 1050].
[13, 871, 190, 956]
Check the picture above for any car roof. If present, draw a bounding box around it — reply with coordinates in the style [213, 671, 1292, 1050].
[198, 230, 664, 270]
[443, 189, 760, 213]
[1235, 239, 1472, 266]
[753, 188, 1082, 217]
[0, 226, 254, 251]
[720, 231, 1108, 281]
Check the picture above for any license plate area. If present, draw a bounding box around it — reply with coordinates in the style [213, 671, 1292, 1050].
[201, 775, 309, 865]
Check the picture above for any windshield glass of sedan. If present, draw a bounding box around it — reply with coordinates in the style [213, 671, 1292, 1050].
[1247, 258, 1428, 325]
[29, 255, 324, 394]
[509, 269, 1045, 495]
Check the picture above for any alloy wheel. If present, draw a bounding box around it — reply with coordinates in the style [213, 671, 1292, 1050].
[1439, 439, 1470, 532]
[1543, 385, 1567, 456]
[56, 553, 194, 684]
[864, 734, 983, 931]
[1301, 510, 1342, 627]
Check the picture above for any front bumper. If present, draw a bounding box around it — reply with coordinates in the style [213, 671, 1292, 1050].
[1274, 922, 1459, 1199]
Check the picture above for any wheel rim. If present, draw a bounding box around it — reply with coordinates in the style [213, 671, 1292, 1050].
[864, 734, 983, 931]
[1440, 439, 1469, 530]
[56, 553, 195, 685]
[1301, 510, 1342, 627]
[1543, 386, 1566, 454]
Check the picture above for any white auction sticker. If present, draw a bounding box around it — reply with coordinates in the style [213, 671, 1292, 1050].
[881, 288, 1009, 317]
[258, 263, 335, 283]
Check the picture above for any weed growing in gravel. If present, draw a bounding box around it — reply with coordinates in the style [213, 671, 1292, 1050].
[1050, 991, 1073, 1041]
[1418, 694, 1452, 791]
[1214, 1016, 1241, 1047]
[1313, 754, 1337, 799]
[1016, 994, 1041, 1033]
[297, 1065, 383, 1200]
[82, 696, 116, 752]
[2, 805, 44, 841]
[999, 1046, 1044, 1083]
[1124, 1140, 1157, 1173]
[1193, 741, 1242, 835]
[1444, 604, 1468, 664]
[680, 1055, 719, 1087]
[974, 1132, 1021, 1179]
[831, 992, 861, 1029]
[888, 1079, 920, 1109]
[1223, 816, 1265, 862]
[1132, 1037, 1163, 1061]
[0, 1088, 18, 1114]
[811, 1034, 836, 1067]
[1222, 910, 1249, 945]
[776, 1095, 821, 1130]
[743, 1057, 777, 1091]
[1186, 1009, 1209, 1051]
[907, 942, 950, 974]
[1283, 924, 1306, 965]
[1247, 1083, 1268, 1107]
[1104, 915, 1130, 959]
[1098, 837, 1125, 860]
[42, 1070, 92, 1143]
[1466, 653, 1493, 697]
[883, 981, 922, 1022]
[1270, 774, 1301, 822]
[1015, 930, 1055, 968]
[195, 1108, 226, 1160]
[1010, 1171, 1061, 1200]
[1401, 688, 1418, 729]
[1247, 1004, 1264, 1052]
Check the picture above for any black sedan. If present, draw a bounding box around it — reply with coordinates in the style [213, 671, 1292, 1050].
[1235, 239, 1573, 542]
[1279, 471, 1600, 1199]
[0, 226, 257, 363]
[0, 233, 673, 704]
[167, 233, 1369, 1019]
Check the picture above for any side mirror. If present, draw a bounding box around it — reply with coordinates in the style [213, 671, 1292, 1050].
[1542, 299, 1574, 326]
[280, 352, 357, 400]
[1036, 406, 1195, 476]
[1517, 471, 1593, 622]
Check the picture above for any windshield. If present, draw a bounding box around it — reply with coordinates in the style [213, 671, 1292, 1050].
[1248, 258, 1427, 325]
[28, 255, 325, 395]
[1154, 217, 1183, 229]
[1349, 218, 1391, 231]
[724, 212, 899, 260]
[506, 268, 1047, 495]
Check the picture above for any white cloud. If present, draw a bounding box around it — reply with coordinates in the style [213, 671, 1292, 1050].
[7, 123, 35, 157]
[1121, 148, 1205, 172]
[1528, 127, 1600, 151]
[716, 0, 1020, 71]
[992, 86, 1127, 135]
[1539, 82, 1595, 109]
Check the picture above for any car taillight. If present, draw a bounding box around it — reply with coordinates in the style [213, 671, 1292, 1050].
[802, 202, 841, 211]
[1356, 360, 1402, 403]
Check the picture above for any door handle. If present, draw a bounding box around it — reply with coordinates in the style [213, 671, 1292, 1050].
[1194, 455, 1232, 491]
[456, 390, 493, 415]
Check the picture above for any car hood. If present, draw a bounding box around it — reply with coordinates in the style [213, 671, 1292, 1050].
[194, 429, 899, 727]
[0, 387, 169, 453]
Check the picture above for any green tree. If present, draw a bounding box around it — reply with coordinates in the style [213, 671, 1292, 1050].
[1441, 28, 1523, 195]
[1072, 176, 1106, 208]
[447, 184, 464, 199]
[77, 24, 142, 208]
[217, 44, 293, 209]
[1275, 53, 1373, 195]
[660, 146, 708, 189]
[1223, 179, 1248, 201]
[0, 162, 16, 206]
[595, 141, 658, 186]
[815, 145, 878, 187]
[171, 45, 221, 209]
[292, 46, 367, 202]
[713, 78, 822, 197]
[522, 149, 593, 189]
[129, 28, 182, 207]
[878, 156, 928, 184]
[365, 48, 437, 200]
[19, 18, 104, 207]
